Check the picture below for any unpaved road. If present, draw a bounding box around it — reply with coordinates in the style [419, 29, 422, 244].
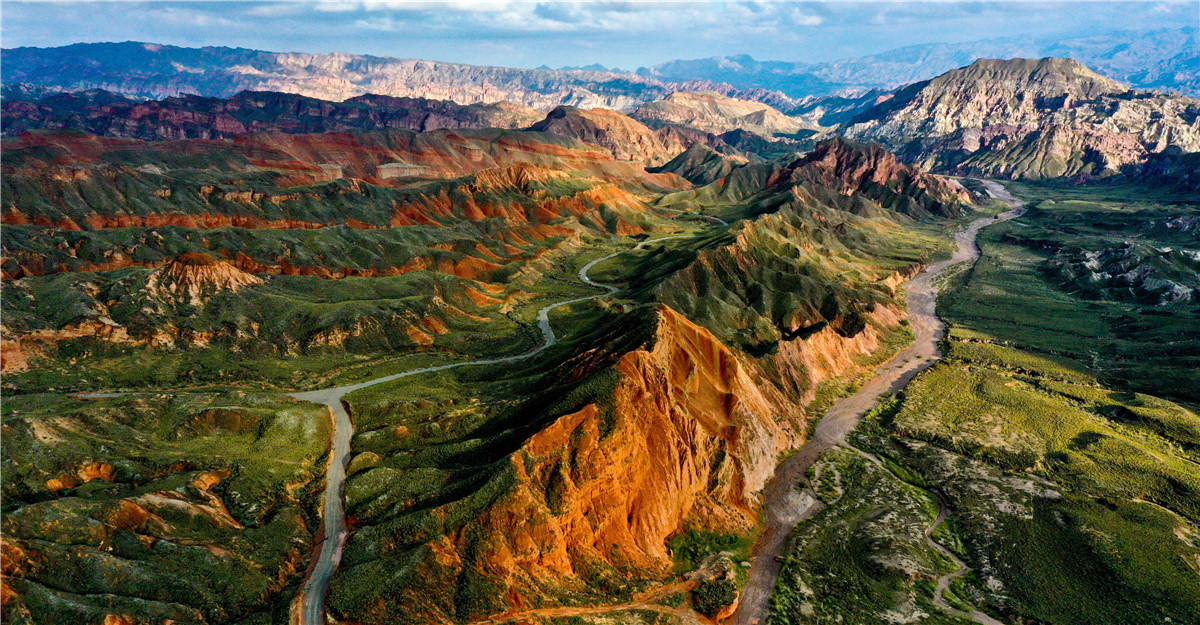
[289, 235, 691, 625]
[846, 443, 1005, 625]
[925, 488, 1007, 625]
[731, 180, 1025, 625]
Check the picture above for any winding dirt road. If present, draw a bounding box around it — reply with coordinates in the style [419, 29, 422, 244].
[731, 180, 1025, 625]
[288, 234, 691, 625]
[925, 487, 1007, 625]
[843, 442, 1005, 625]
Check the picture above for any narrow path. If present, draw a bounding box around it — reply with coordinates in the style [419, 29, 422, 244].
[841, 442, 1004, 625]
[924, 488, 1007, 625]
[657, 205, 730, 225]
[731, 180, 1025, 625]
[288, 234, 692, 625]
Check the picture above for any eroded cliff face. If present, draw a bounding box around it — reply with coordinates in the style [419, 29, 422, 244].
[146, 253, 264, 306]
[333, 287, 914, 624]
[844, 57, 1200, 179]
[788, 137, 970, 215]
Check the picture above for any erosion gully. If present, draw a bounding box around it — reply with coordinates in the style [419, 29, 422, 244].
[731, 180, 1025, 625]
[288, 235, 689, 625]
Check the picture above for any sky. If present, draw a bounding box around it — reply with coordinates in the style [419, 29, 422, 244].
[1, 1, 1196, 69]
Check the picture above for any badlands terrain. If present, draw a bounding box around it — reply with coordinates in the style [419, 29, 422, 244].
[1, 38, 1198, 625]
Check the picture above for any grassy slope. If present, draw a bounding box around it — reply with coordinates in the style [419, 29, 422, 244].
[1, 391, 331, 624]
[769, 181, 1200, 625]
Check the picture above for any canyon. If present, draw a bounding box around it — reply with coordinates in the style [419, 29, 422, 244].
[2, 32, 1198, 625]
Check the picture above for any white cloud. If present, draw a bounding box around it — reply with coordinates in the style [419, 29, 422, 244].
[790, 9, 823, 27]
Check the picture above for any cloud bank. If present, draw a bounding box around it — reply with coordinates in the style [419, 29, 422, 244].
[2, 1, 1195, 69]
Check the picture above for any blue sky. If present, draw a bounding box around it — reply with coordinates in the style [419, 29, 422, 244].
[2, 1, 1195, 69]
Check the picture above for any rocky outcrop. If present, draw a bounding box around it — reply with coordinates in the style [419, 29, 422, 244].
[843, 57, 1200, 179]
[1045, 242, 1200, 304]
[787, 138, 970, 217]
[659, 138, 969, 220]
[146, 253, 264, 306]
[369, 306, 799, 621]
[332, 291, 927, 623]
[632, 91, 814, 137]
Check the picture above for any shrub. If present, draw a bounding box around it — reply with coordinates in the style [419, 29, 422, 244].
[693, 578, 737, 618]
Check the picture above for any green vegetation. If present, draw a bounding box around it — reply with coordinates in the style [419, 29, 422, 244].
[942, 180, 1199, 399]
[667, 528, 753, 572]
[1, 391, 330, 623]
[657, 592, 686, 608]
[771, 181, 1200, 625]
[770, 447, 965, 624]
[692, 578, 738, 618]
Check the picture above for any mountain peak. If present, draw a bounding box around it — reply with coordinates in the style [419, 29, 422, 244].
[946, 56, 1129, 97]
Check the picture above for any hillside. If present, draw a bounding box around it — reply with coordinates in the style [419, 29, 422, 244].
[1, 131, 968, 625]
[843, 57, 1200, 179]
[0, 89, 542, 139]
[528, 105, 690, 166]
[631, 91, 815, 136]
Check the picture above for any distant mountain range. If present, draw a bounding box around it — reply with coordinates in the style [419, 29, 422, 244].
[0, 89, 544, 140]
[5, 55, 1198, 184]
[2, 27, 1195, 115]
[639, 27, 1199, 98]
[0, 41, 704, 110]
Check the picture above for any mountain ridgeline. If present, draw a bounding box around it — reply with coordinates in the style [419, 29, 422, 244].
[0, 89, 544, 139]
[3, 27, 1196, 108]
[4, 49, 1198, 183]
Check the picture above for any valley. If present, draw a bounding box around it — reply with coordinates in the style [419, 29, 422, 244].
[767, 180, 1199, 625]
[734, 180, 1024, 625]
[2, 21, 1198, 625]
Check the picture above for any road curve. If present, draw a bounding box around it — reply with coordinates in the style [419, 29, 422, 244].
[289, 234, 692, 625]
[731, 180, 1025, 625]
